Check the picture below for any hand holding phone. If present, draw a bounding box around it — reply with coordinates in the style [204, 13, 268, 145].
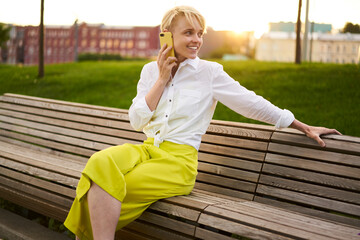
[159, 32, 175, 58]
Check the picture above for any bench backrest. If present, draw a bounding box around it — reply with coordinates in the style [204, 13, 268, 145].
[255, 129, 360, 227]
[0, 93, 270, 220]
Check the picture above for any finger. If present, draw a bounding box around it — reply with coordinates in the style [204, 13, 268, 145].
[314, 135, 326, 147]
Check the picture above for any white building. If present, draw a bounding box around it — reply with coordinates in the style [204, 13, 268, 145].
[255, 32, 360, 64]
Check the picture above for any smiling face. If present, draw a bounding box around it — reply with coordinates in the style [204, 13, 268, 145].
[170, 15, 204, 63]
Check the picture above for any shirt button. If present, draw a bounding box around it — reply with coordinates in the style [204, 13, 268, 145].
[165, 115, 168, 118]
[169, 99, 172, 102]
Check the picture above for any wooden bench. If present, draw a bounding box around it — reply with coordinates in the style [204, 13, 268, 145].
[0, 93, 359, 240]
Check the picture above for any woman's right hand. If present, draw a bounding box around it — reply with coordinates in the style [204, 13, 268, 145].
[157, 44, 177, 85]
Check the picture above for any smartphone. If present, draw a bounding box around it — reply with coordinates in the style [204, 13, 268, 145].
[159, 32, 175, 57]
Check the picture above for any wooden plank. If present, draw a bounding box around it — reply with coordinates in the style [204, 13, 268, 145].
[0, 185, 69, 222]
[0, 135, 88, 163]
[197, 213, 293, 240]
[1, 122, 114, 151]
[116, 229, 153, 240]
[198, 152, 262, 172]
[254, 196, 360, 228]
[202, 202, 359, 240]
[194, 228, 235, 240]
[261, 160, 360, 191]
[259, 174, 360, 204]
[199, 142, 265, 162]
[0, 175, 73, 209]
[218, 201, 360, 239]
[256, 184, 360, 217]
[268, 143, 360, 167]
[0, 157, 79, 188]
[0, 102, 132, 131]
[0, 167, 76, 198]
[206, 123, 273, 140]
[0, 129, 96, 158]
[271, 132, 360, 154]
[196, 172, 256, 193]
[0, 108, 146, 141]
[149, 201, 201, 222]
[0, 142, 84, 177]
[202, 133, 268, 151]
[0, 115, 140, 147]
[194, 182, 254, 200]
[2, 93, 129, 115]
[210, 119, 275, 132]
[125, 220, 193, 240]
[138, 211, 196, 236]
[198, 162, 259, 182]
[265, 153, 360, 179]
[0, 94, 129, 121]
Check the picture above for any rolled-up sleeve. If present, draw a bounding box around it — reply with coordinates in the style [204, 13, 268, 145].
[129, 64, 155, 131]
[212, 63, 295, 129]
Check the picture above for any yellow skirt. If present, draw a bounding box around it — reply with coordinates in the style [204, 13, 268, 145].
[64, 138, 198, 240]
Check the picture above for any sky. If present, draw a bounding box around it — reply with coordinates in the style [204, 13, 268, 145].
[1, 0, 359, 37]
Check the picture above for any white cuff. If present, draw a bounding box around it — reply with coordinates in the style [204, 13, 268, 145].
[275, 109, 295, 129]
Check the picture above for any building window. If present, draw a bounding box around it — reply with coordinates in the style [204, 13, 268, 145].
[137, 40, 147, 49]
[127, 40, 134, 49]
[100, 39, 106, 48]
[107, 39, 113, 48]
[81, 40, 87, 48]
[121, 41, 126, 49]
[114, 39, 119, 48]
[138, 31, 148, 39]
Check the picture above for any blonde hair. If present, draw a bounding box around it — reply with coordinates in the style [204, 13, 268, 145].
[161, 6, 206, 33]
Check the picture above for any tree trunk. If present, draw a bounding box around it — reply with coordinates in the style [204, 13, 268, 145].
[38, 0, 44, 78]
[295, 0, 302, 64]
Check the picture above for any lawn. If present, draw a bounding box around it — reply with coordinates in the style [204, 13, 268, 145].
[1, 60, 359, 137]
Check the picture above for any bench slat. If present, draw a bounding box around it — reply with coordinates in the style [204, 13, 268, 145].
[261, 163, 360, 191]
[0, 167, 75, 198]
[259, 174, 360, 204]
[265, 152, 360, 179]
[202, 201, 359, 240]
[0, 129, 96, 158]
[198, 152, 262, 171]
[268, 142, 360, 167]
[256, 184, 360, 217]
[272, 131, 360, 154]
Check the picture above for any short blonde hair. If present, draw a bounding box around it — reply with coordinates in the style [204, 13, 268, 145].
[161, 6, 206, 33]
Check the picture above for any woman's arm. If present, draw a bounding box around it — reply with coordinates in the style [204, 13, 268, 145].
[289, 119, 341, 147]
[145, 44, 177, 111]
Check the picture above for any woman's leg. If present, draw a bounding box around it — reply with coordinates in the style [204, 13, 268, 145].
[87, 182, 121, 240]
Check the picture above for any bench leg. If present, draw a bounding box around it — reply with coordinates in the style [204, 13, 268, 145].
[87, 182, 122, 240]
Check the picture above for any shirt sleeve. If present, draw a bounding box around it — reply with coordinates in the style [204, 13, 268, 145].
[211, 63, 295, 129]
[128, 63, 155, 131]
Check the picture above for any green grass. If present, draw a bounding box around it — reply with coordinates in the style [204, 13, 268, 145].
[1, 60, 359, 137]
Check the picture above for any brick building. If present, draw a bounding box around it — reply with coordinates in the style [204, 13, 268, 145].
[1, 22, 160, 65]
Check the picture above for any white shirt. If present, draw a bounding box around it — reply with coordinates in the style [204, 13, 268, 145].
[129, 57, 295, 150]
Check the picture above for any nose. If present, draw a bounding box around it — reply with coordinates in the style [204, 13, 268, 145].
[192, 34, 201, 43]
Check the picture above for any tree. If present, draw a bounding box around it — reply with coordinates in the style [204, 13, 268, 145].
[295, 0, 302, 64]
[342, 22, 360, 33]
[38, 0, 44, 78]
[0, 23, 10, 63]
[0, 23, 10, 47]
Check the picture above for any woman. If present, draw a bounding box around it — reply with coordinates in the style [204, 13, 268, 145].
[64, 5, 340, 240]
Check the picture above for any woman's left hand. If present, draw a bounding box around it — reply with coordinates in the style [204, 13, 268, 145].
[290, 119, 341, 147]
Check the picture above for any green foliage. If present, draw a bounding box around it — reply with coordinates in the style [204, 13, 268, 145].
[78, 53, 146, 62]
[0, 60, 359, 137]
[0, 23, 10, 48]
[341, 22, 360, 33]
